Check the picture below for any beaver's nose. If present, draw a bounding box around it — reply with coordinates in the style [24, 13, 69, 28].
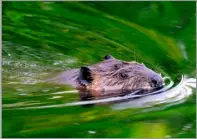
[150, 76, 163, 88]
[151, 79, 159, 87]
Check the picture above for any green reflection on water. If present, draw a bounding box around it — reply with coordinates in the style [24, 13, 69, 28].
[2, 1, 196, 138]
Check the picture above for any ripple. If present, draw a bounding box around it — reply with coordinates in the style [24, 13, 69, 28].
[112, 75, 196, 110]
[5, 75, 195, 110]
[48, 96, 63, 99]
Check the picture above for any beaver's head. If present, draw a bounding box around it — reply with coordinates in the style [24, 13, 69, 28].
[77, 55, 164, 99]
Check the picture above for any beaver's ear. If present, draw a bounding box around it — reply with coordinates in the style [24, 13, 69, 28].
[104, 54, 115, 60]
[79, 66, 93, 84]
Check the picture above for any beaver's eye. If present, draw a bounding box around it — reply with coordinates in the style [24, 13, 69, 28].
[119, 72, 128, 79]
[114, 64, 119, 69]
[114, 64, 121, 70]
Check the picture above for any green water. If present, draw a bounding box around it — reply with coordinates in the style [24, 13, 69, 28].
[2, 1, 196, 138]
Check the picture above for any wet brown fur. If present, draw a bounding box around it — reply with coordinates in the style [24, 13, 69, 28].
[47, 55, 163, 100]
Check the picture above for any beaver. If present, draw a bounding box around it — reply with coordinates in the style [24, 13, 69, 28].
[47, 55, 164, 100]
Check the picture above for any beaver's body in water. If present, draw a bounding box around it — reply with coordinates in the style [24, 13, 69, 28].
[47, 55, 164, 100]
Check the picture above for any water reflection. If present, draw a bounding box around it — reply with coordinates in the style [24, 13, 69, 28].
[4, 75, 195, 111]
[2, 1, 196, 138]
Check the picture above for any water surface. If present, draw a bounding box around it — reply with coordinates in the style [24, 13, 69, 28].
[2, 1, 196, 138]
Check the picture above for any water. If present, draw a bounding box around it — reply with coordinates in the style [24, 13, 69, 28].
[2, 1, 196, 138]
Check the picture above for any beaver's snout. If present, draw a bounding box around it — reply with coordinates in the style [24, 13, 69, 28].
[150, 75, 164, 90]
